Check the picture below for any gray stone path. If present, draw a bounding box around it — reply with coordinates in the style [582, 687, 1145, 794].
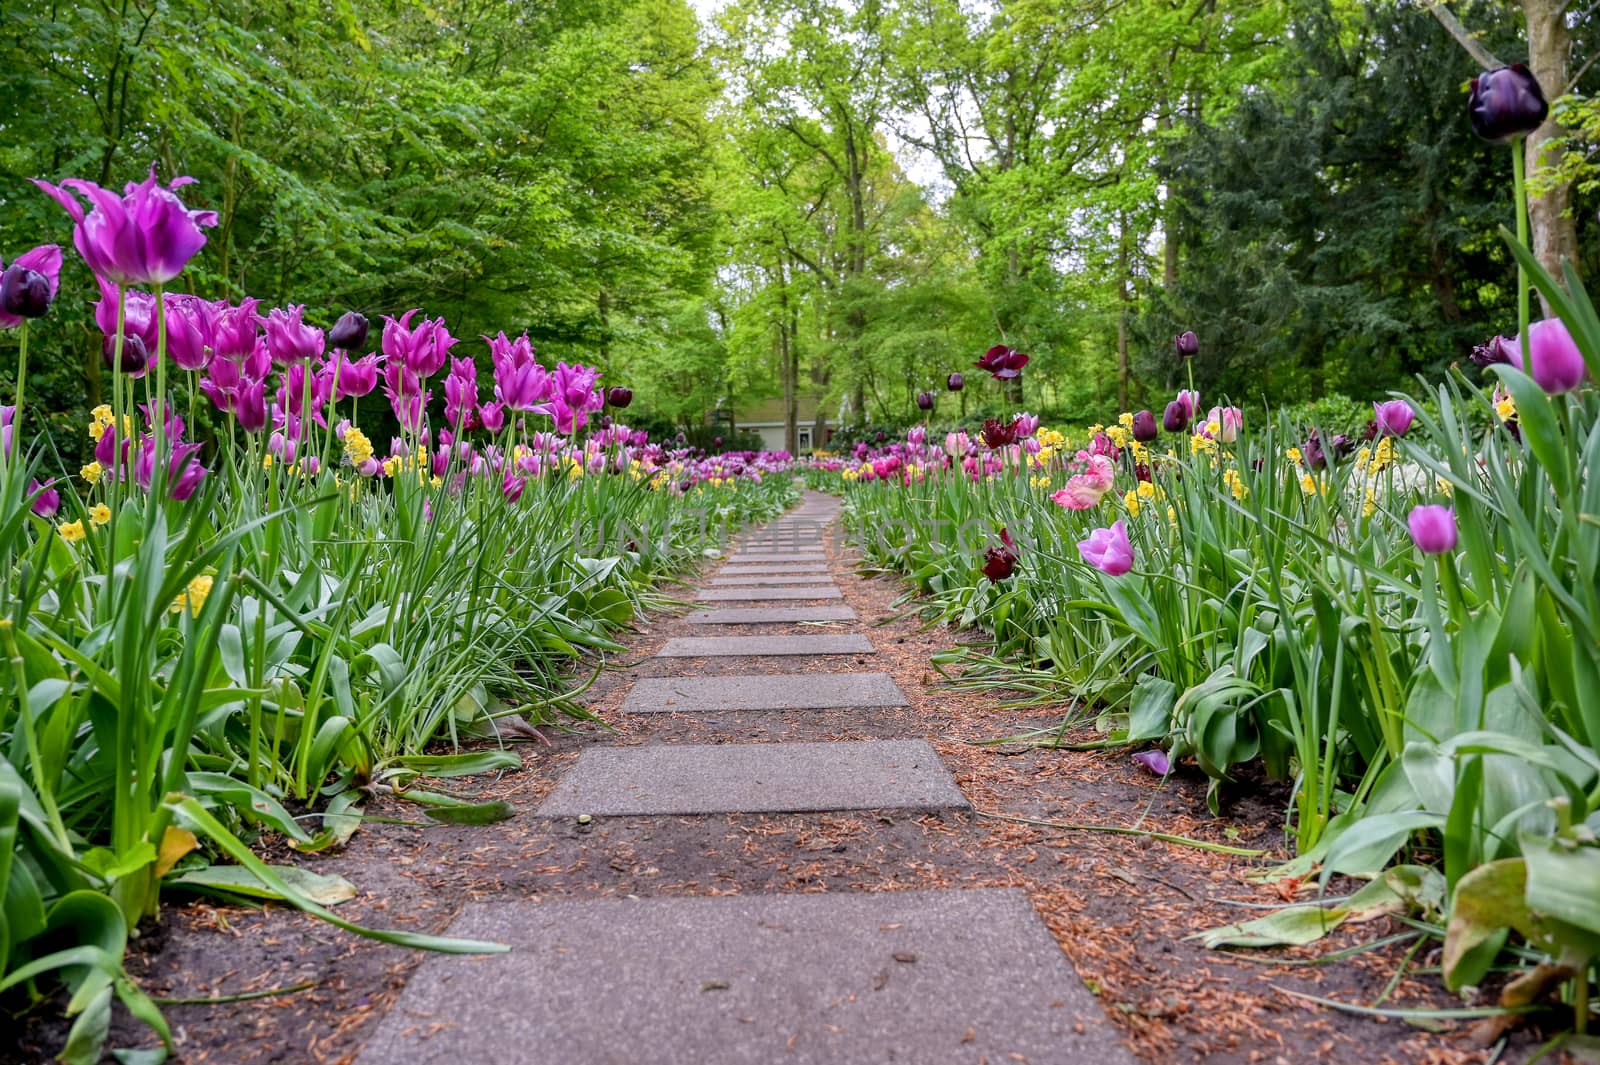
[358, 890, 1125, 1065]
[657, 634, 874, 657]
[358, 491, 1132, 1065]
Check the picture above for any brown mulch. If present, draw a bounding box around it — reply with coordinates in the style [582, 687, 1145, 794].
[3, 494, 1567, 1064]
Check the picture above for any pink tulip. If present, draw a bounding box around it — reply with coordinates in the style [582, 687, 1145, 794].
[1407, 505, 1457, 554]
[33, 165, 217, 285]
[1509, 318, 1589, 394]
[1373, 399, 1415, 437]
[1077, 519, 1134, 576]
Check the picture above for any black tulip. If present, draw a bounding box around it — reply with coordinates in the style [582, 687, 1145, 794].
[1303, 433, 1327, 471]
[946, 372, 964, 392]
[915, 390, 936, 411]
[1174, 330, 1199, 358]
[328, 310, 370, 352]
[607, 386, 633, 409]
[1162, 400, 1189, 433]
[1130, 409, 1158, 442]
[103, 332, 148, 375]
[1468, 65, 1549, 144]
[0, 264, 53, 319]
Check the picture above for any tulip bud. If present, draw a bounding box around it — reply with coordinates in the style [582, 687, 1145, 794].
[946, 372, 964, 391]
[1468, 65, 1548, 144]
[328, 310, 370, 352]
[1162, 400, 1188, 433]
[915, 390, 935, 411]
[1130, 409, 1158, 442]
[1408, 505, 1458, 555]
[606, 386, 633, 409]
[0, 264, 53, 319]
[103, 332, 149, 375]
[1174, 331, 1199, 358]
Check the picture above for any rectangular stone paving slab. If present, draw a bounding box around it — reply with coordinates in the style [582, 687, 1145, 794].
[696, 586, 843, 601]
[728, 552, 828, 564]
[538, 739, 956, 816]
[708, 575, 845, 586]
[622, 672, 905, 714]
[355, 888, 1130, 1065]
[656, 634, 875, 658]
[686, 606, 857, 624]
[717, 563, 831, 576]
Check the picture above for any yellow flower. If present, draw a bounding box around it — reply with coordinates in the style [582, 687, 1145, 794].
[1130, 441, 1150, 464]
[1284, 447, 1303, 466]
[170, 574, 214, 618]
[58, 520, 86, 543]
[342, 426, 374, 466]
[262, 454, 275, 470]
[430, 475, 444, 489]
[1118, 412, 1135, 432]
[88, 503, 111, 526]
[382, 456, 401, 478]
[1123, 489, 1142, 516]
[1362, 488, 1378, 518]
[1222, 468, 1248, 500]
[1190, 432, 1217, 455]
[1366, 437, 1395, 476]
[1437, 477, 1454, 497]
[81, 461, 104, 484]
[1106, 425, 1130, 449]
[1030, 474, 1052, 489]
[1135, 480, 1163, 502]
[1299, 473, 1318, 496]
[1167, 505, 1178, 525]
[88, 404, 113, 439]
[1494, 395, 1517, 422]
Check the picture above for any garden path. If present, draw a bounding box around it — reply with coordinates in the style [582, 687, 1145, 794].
[354, 491, 1133, 1064]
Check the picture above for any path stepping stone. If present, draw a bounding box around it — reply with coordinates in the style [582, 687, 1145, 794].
[729, 553, 828, 564]
[686, 606, 857, 624]
[716, 564, 831, 576]
[656, 634, 875, 658]
[355, 888, 1129, 1065]
[709, 575, 842, 586]
[622, 672, 905, 713]
[537, 739, 958, 816]
[696, 586, 843, 602]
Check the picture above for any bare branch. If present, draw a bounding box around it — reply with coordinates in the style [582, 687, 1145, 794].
[1421, 0, 1504, 71]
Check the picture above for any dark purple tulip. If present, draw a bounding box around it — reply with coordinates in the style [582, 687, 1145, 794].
[712, 436, 723, 448]
[103, 332, 149, 376]
[1162, 400, 1189, 433]
[982, 529, 1018, 582]
[1468, 65, 1549, 144]
[1303, 433, 1327, 470]
[980, 417, 1022, 448]
[1174, 331, 1199, 358]
[1471, 335, 1518, 369]
[606, 386, 633, 409]
[1330, 433, 1355, 459]
[328, 310, 370, 352]
[875, 431, 887, 443]
[33, 165, 218, 286]
[0, 245, 61, 327]
[915, 390, 936, 411]
[1130, 409, 1158, 442]
[947, 372, 964, 391]
[975, 344, 1029, 379]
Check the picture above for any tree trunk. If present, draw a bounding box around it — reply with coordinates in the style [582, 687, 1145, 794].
[1524, 0, 1577, 289]
[1117, 216, 1132, 412]
[778, 264, 797, 454]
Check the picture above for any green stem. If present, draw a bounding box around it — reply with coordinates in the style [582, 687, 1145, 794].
[1513, 142, 1533, 383]
[8, 321, 28, 483]
[153, 283, 169, 500]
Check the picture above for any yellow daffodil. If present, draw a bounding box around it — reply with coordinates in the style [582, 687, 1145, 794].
[58, 520, 86, 543]
[1123, 489, 1141, 516]
[88, 503, 111, 526]
[80, 461, 104, 484]
[170, 574, 214, 617]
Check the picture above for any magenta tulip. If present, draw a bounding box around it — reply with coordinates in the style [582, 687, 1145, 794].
[1509, 318, 1589, 394]
[262, 305, 325, 365]
[1373, 399, 1415, 437]
[28, 479, 60, 518]
[163, 294, 213, 370]
[33, 165, 217, 285]
[1408, 505, 1458, 554]
[333, 353, 380, 399]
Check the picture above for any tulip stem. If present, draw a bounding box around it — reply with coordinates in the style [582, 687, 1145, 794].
[8, 321, 27, 482]
[1512, 142, 1534, 383]
[154, 283, 169, 500]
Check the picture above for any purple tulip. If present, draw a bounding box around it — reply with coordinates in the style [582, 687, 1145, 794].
[0, 405, 12, 461]
[328, 310, 370, 352]
[1174, 330, 1199, 358]
[915, 390, 936, 411]
[135, 438, 208, 500]
[163, 294, 213, 370]
[947, 372, 964, 391]
[1162, 401, 1188, 433]
[1471, 335, 1518, 369]
[210, 298, 260, 361]
[0, 245, 62, 326]
[1132, 750, 1170, 776]
[444, 362, 479, 429]
[1303, 433, 1327, 470]
[1176, 389, 1200, 418]
[479, 401, 506, 434]
[1014, 412, 1040, 436]
[1372, 399, 1415, 437]
[1131, 409, 1158, 442]
[383, 309, 456, 378]
[33, 165, 217, 285]
[28, 479, 60, 518]
[92, 275, 158, 375]
[333, 353, 380, 399]
[1508, 318, 1589, 394]
[235, 379, 268, 432]
[606, 386, 633, 409]
[975, 344, 1029, 380]
[1408, 505, 1458, 554]
[1468, 65, 1548, 144]
[103, 332, 149, 377]
[502, 473, 525, 503]
[980, 417, 1022, 448]
[262, 305, 325, 365]
[982, 529, 1018, 582]
[1078, 519, 1134, 576]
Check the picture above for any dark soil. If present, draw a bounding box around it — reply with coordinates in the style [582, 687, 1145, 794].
[3, 497, 1564, 1065]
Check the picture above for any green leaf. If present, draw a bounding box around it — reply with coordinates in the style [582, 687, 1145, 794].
[421, 800, 517, 825]
[392, 750, 522, 777]
[169, 865, 358, 906]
